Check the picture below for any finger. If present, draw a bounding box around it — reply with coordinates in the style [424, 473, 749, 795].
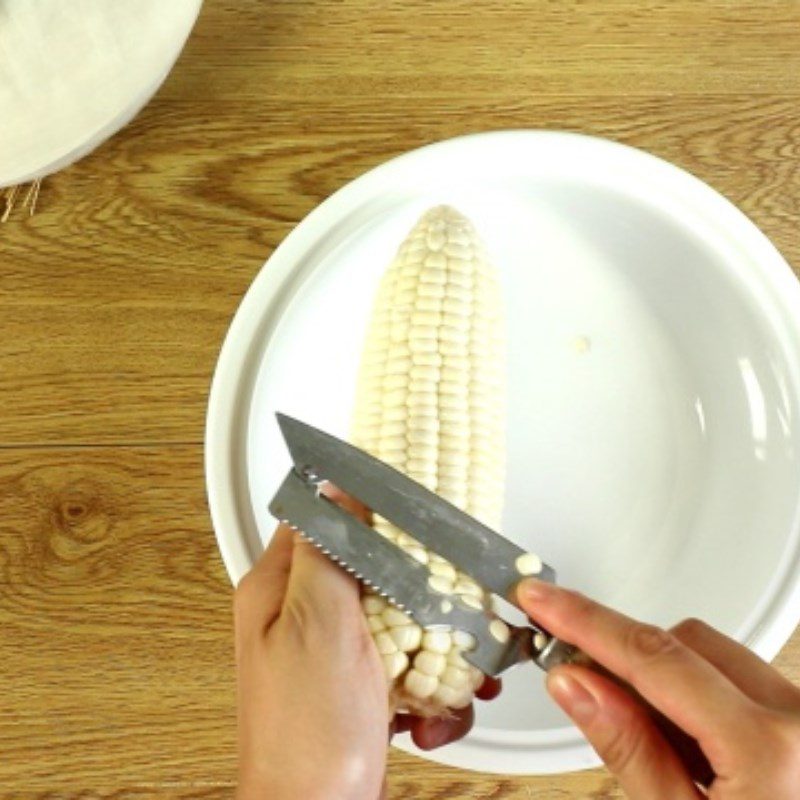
[671, 618, 800, 712]
[518, 579, 758, 762]
[475, 676, 502, 701]
[251, 523, 295, 579]
[390, 713, 415, 737]
[547, 665, 703, 800]
[282, 483, 372, 630]
[233, 524, 295, 639]
[410, 705, 475, 750]
[319, 481, 372, 524]
[391, 679, 499, 742]
[283, 536, 362, 633]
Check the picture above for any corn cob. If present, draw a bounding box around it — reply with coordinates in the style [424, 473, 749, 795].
[351, 205, 506, 717]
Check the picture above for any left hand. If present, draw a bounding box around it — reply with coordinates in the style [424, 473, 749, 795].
[234, 486, 500, 800]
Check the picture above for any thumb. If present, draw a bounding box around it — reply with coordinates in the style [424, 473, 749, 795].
[547, 665, 702, 800]
[283, 482, 369, 625]
[284, 535, 363, 626]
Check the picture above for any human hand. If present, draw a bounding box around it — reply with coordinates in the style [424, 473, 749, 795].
[517, 579, 800, 799]
[234, 486, 499, 800]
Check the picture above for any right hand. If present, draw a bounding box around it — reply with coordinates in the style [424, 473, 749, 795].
[517, 579, 800, 799]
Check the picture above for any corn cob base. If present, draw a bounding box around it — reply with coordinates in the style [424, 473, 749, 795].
[351, 205, 507, 718]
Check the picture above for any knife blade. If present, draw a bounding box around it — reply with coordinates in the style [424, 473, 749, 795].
[275, 413, 556, 601]
[269, 468, 538, 675]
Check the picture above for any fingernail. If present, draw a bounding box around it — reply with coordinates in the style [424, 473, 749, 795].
[429, 727, 452, 749]
[419, 721, 453, 750]
[518, 577, 556, 603]
[547, 672, 598, 724]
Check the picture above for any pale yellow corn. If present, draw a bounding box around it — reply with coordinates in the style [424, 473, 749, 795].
[351, 205, 506, 717]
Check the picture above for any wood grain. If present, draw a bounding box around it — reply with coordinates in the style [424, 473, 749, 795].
[1, 1, 800, 796]
[0, 446, 236, 795]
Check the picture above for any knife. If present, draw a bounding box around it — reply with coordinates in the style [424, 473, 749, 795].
[268, 412, 579, 676]
[267, 412, 715, 787]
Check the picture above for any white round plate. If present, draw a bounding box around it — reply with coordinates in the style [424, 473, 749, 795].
[0, 0, 202, 188]
[206, 131, 800, 774]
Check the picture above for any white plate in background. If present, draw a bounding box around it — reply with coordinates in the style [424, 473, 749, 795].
[206, 131, 800, 774]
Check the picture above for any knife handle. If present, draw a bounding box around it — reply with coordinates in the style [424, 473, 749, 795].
[539, 639, 715, 788]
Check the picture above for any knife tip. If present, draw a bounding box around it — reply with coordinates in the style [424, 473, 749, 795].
[275, 411, 300, 437]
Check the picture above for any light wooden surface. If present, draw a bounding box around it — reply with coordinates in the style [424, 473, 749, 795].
[2, 1, 800, 797]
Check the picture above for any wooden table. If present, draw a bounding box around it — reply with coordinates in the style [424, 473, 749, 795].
[2, 1, 800, 797]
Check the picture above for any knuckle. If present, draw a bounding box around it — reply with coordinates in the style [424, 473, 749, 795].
[758, 712, 800, 792]
[284, 593, 313, 631]
[233, 573, 256, 614]
[671, 617, 709, 642]
[595, 719, 648, 776]
[625, 623, 678, 660]
[233, 573, 252, 609]
[284, 591, 326, 641]
[763, 709, 800, 759]
[568, 590, 599, 623]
